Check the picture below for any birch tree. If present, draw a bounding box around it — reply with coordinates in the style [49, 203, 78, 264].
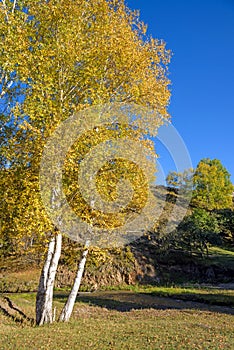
[0, 0, 171, 324]
[59, 240, 90, 322]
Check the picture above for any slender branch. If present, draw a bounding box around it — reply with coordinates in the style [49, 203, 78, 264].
[12, 0, 17, 14]
[0, 77, 14, 98]
[1, 0, 9, 22]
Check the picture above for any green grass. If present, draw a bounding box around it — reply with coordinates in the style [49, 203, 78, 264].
[200, 246, 234, 274]
[0, 292, 234, 350]
[1, 311, 233, 350]
[209, 247, 234, 255]
[208, 246, 234, 265]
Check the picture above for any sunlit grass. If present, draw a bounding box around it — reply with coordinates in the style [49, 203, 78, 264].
[209, 246, 234, 257]
[0, 291, 234, 350]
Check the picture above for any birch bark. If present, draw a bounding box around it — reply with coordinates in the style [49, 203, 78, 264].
[59, 241, 90, 322]
[36, 233, 62, 325]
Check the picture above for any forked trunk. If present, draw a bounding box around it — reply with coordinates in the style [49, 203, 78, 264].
[59, 241, 89, 322]
[36, 236, 55, 325]
[36, 233, 62, 325]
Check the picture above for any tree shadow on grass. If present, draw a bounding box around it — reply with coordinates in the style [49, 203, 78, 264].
[53, 291, 234, 315]
[0, 296, 34, 325]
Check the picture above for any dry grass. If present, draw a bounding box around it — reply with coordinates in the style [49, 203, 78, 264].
[0, 291, 233, 350]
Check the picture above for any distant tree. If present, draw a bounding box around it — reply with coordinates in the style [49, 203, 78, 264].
[192, 159, 233, 210]
[166, 168, 194, 191]
[176, 209, 221, 256]
[214, 209, 234, 246]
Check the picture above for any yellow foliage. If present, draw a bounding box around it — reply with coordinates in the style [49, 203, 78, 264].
[0, 0, 171, 250]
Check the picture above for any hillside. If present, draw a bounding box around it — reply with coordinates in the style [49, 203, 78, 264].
[1, 185, 233, 293]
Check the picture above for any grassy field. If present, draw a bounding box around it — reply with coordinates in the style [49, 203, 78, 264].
[1, 245, 233, 349]
[208, 246, 234, 269]
[0, 290, 234, 350]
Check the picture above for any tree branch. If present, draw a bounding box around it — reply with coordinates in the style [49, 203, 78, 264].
[12, 0, 17, 14]
[1, 0, 9, 22]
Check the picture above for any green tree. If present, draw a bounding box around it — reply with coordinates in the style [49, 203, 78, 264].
[176, 209, 221, 256]
[215, 209, 234, 246]
[192, 158, 233, 210]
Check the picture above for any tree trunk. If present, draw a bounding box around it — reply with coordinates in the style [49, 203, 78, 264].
[36, 233, 62, 325]
[36, 236, 55, 325]
[59, 241, 89, 322]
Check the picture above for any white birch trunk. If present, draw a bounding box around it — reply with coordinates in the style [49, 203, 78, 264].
[36, 233, 62, 325]
[59, 241, 90, 322]
[36, 236, 55, 325]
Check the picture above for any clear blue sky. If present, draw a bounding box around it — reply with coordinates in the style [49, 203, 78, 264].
[126, 0, 234, 183]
